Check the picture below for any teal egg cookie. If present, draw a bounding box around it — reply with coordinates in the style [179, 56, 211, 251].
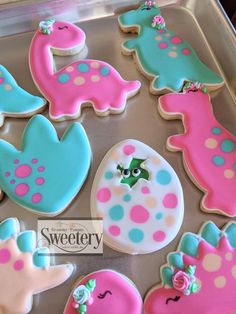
[0, 115, 91, 216]
[91, 140, 184, 254]
[0, 65, 46, 126]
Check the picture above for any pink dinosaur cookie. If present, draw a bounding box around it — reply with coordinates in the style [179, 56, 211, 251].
[63, 269, 142, 314]
[158, 82, 236, 217]
[0, 217, 73, 314]
[144, 220, 236, 314]
[29, 20, 141, 121]
[91, 139, 184, 254]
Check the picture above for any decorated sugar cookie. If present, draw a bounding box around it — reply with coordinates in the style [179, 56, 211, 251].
[158, 82, 236, 216]
[0, 65, 46, 126]
[64, 269, 142, 314]
[0, 217, 73, 314]
[0, 114, 91, 216]
[29, 20, 141, 120]
[91, 140, 184, 254]
[118, 2, 223, 94]
[144, 221, 236, 314]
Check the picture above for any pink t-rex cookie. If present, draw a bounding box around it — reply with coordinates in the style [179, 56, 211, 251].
[158, 82, 236, 217]
[144, 220, 236, 314]
[63, 269, 142, 314]
[29, 20, 141, 120]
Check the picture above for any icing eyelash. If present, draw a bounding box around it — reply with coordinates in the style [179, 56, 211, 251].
[166, 296, 181, 304]
[58, 26, 69, 30]
[97, 290, 112, 299]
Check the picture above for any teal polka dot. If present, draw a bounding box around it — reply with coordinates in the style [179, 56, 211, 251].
[128, 228, 144, 243]
[109, 205, 124, 221]
[100, 66, 110, 76]
[105, 171, 113, 180]
[77, 63, 89, 73]
[234, 164, 236, 171]
[156, 212, 163, 220]
[156, 170, 171, 185]
[212, 155, 225, 166]
[221, 139, 235, 153]
[211, 127, 222, 135]
[123, 194, 131, 202]
[58, 73, 70, 83]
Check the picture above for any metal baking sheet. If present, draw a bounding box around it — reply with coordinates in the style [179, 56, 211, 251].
[0, 0, 235, 313]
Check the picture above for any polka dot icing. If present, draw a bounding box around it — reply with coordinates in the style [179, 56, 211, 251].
[15, 164, 32, 178]
[74, 77, 85, 86]
[214, 276, 226, 288]
[224, 169, 234, 179]
[32, 193, 42, 204]
[231, 265, 236, 278]
[220, 139, 235, 153]
[168, 51, 178, 58]
[212, 155, 225, 166]
[100, 66, 110, 76]
[13, 259, 24, 271]
[58, 73, 70, 83]
[15, 183, 29, 197]
[211, 127, 222, 135]
[91, 140, 184, 254]
[170, 36, 183, 44]
[0, 248, 11, 263]
[205, 138, 217, 149]
[77, 63, 89, 73]
[182, 48, 191, 55]
[91, 75, 100, 82]
[202, 253, 222, 272]
[159, 42, 168, 49]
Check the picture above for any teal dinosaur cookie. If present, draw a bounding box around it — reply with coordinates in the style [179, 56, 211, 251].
[119, 2, 224, 93]
[0, 115, 91, 216]
[0, 65, 46, 126]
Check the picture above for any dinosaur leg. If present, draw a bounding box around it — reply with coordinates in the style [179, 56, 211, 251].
[189, 61, 223, 87]
[152, 76, 184, 93]
[167, 134, 187, 151]
[122, 38, 138, 54]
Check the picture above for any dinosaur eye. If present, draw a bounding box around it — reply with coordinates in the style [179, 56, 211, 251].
[141, 7, 151, 10]
[58, 26, 69, 30]
[122, 169, 130, 178]
[132, 168, 141, 177]
[97, 290, 112, 299]
[165, 296, 181, 305]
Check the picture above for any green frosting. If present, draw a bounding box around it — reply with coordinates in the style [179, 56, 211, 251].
[85, 279, 96, 292]
[180, 234, 199, 257]
[201, 222, 221, 247]
[161, 266, 174, 287]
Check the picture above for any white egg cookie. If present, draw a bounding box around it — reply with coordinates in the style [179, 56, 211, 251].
[91, 140, 184, 254]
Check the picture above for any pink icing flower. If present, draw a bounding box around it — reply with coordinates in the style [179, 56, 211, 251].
[145, 1, 155, 7]
[152, 15, 165, 29]
[172, 271, 191, 293]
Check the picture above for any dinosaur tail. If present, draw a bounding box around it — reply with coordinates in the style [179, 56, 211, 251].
[124, 80, 141, 97]
[195, 63, 224, 90]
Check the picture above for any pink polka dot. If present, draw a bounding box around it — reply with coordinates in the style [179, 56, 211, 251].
[153, 231, 166, 242]
[163, 193, 178, 209]
[141, 186, 150, 194]
[15, 164, 32, 178]
[170, 36, 183, 45]
[15, 183, 29, 197]
[96, 188, 111, 203]
[123, 145, 135, 156]
[130, 205, 149, 223]
[10, 179, 15, 184]
[35, 177, 45, 185]
[37, 166, 45, 172]
[0, 77, 4, 84]
[159, 42, 168, 49]
[0, 248, 11, 263]
[14, 159, 19, 164]
[109, 225, 121, 237]
[13, 259, 24, 271]
[182, 48, 191, 56]
[4, 172, 10, 177]
[32, 193, 42, 204]
[157, 29, 166, 34]
[31, 159, 38, 164]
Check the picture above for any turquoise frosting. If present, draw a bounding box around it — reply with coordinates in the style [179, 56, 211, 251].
[0, 65, 45, 120]
[201, 221, 221, 247]
[225, 223, 236, 248]
[0, 218, 18, 240]
[179, 234, 199, 257]
[33, 247, 50, 268]
[0, 115, 92, 215]
[168, 252, 184, 269]
[17, 231, 36, 252]
[119, 7, 223, 92]
[161, 266, 174, 287]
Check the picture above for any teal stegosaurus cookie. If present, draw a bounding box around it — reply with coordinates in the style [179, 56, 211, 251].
[0, 115, 91, 216]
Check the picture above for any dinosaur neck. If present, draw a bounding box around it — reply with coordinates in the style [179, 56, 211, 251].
[29, 35, 55, 89]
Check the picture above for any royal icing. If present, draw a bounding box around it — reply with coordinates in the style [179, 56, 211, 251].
[158, 85, 236, 216]
[29, 20, 141, 120]
[118, 3, 224, 93]
[0, 65, 46, 126]
[90, 140, 184, 254]
[64, 269, 142, 314]
[144, 221, 236, 314]
[0, 217, 73, 314]
[0, 114, 91, 216]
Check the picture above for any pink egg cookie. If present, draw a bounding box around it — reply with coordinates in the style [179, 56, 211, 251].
[64, 269, 142, 314]
[158, 82, 236, 217]
[144, 220, 236, 314]
[0, 217, 73, 314]
[29, 20, 141, 121]
[91, 140, 184, 254]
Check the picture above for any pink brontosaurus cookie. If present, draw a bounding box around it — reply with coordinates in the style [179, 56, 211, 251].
[29, 20, 141, 120]
[144, 221, 236, 314]
[64, 269, 142, 314]
[158, 83, 236, 217]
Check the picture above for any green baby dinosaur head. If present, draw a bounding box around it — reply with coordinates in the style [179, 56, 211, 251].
[117, 158, 149, 188]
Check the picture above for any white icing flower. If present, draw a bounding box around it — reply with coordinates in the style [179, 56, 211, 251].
[73, 285, 91, 304]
